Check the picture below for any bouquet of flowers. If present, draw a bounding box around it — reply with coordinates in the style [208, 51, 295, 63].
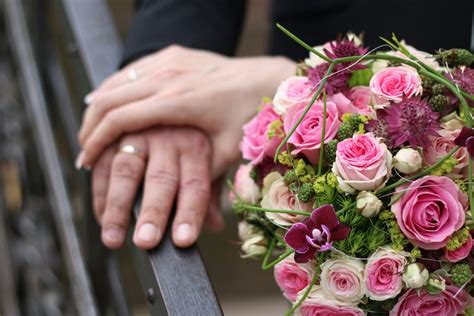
[230, 25, 474, 315]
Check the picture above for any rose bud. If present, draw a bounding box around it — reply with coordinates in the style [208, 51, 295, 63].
[356, 191, 383, 217]
[393, 148, 422, 174]
[425, 272, 447, 295]
[238, 221, 268, 258]
[402, 262, 429, 289]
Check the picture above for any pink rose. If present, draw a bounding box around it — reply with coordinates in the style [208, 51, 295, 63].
[445, 234, 472, 262]
[272, 76, 313, 114]
[332, 133, 392, 193]
[424, 129, 469, 175]
[320, 257, 366, 305]
[327, 92, 373, 117]
[284, 100, 340, 164]
[365, 247, 409, 301]
[370, 66, 422, 106]
[347, 87, 373, 116]
[229, 164, 260, 204]
[300, 287, 366, 316]
[390, 285, 469, 316]
[261, 174, 311, 226]
[274, 255, 314, 302]
[391, 176, 467, 250]
[240, 104, 283, 164]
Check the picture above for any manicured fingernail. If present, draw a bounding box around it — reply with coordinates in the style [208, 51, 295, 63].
[176, 223, 193, 242]
[105, 226, 124, 242]
[75, 151, 84, 170]
[84, 93, 93, 105]
[137, 223, 159, 242]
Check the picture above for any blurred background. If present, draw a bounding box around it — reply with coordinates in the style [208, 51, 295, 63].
[0, 0, 288, 315]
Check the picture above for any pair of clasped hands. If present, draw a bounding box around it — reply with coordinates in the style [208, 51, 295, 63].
[76, 45, 295, 250]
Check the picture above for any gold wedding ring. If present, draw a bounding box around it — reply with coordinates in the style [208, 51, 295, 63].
[119, 144, 146, 159]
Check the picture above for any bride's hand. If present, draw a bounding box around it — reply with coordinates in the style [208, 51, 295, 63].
[93, 126, 224, 249]
[77, 45, 295, 172]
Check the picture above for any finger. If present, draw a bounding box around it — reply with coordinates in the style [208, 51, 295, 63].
[204, 179, 225, 232]
[133, 134, 179, 249]
[91, 145, 117, 223]
[79, 81, 156, 146]
[101, 135, 147, 249]
[79, 97, 189, 168]
[172, 132, 212, 247]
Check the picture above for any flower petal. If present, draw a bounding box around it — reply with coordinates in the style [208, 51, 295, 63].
[294, 248, 316, 263]
[330, 223, 351, 241]
[310, 204, 338, 229]
[454, 127, 474, 147]
[284, 223, 310, 253]
[466, 136, 474, 158]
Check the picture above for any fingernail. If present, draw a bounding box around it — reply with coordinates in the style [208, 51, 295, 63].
[137, 223, 159, 242]
[84, 93, 93, 105]
[75, 151, 84, 170]
[176, 223, 194, 242]
[104, 226, 124, 242]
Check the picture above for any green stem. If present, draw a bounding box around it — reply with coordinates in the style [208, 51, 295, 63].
[462, 91, 474, 101]
[274, 63, 335, 161]
[285, 264, 320, 316]
[242, 204, 311, 216]
[317, 89, 327, 176]
[376, 146, 460, 195]
[262, 242, 293, 271]
[276, 23, 332, 63]
[333, 54, 422, 69]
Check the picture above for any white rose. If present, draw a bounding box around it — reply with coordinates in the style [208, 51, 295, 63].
[356, 191, 383, 217]
[261, 174, 312, 226]
[402, 262, 429, 289]
[393, 148, 422, 174]
[320, 257, 366, 305]
[238, 221, 267, 258]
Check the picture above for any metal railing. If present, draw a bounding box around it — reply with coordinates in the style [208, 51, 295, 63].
[0, 0, 222, 315]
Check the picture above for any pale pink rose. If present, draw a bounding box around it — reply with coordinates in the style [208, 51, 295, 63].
[444, 234, 473, 262]
[274, 255, 315, 302]
[229, 164, 260, 204]
[424, 129, 469, 175]
[284, 100, 340, 164]
[261, 175, 311, 226]
[369, 66, 422, 106]
[240, 104, 283, 164]
[395, 42, 442, 72]
[365, 247, 409, 301]
[332, 133, 392, 193]
[390, 284, 469, 316]
[272, 76, 313, 114]
[299, 287, 366, 316]
[347, 87, 373, 116]
[320, 257, 366, 305]
[327, 92, 373, 117]
[391, 176, 467, 250]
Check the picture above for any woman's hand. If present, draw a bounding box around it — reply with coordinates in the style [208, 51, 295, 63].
[77, 45, 295, 173]
[93, 126, 224, 249]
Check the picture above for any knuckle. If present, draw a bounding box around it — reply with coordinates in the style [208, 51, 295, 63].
[140, 205, 168, 222]
[112, 158, 143, 181]
[145, 168, 178, 187]
[181, 177, 210, 195]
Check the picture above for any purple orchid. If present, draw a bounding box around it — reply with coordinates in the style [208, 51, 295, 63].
[284, 205, 351, 263]
[454, 127, 474, 158]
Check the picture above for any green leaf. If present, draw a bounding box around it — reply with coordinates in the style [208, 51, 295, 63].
[348, 68, 374, 87]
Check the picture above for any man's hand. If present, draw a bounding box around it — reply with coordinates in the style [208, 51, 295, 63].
[93, 126, 224, 249]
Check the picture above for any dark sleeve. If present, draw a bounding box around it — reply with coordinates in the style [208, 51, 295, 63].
[121, 0, 246, 66]
[270, 0, 473, 61]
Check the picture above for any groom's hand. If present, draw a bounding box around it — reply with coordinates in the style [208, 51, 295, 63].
[92, 126, 224, 250]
